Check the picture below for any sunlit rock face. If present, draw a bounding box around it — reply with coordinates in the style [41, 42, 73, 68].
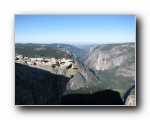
[85, 43, 135, 79]
[15, 56, 78, 78]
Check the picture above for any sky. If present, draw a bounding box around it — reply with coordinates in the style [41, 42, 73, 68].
[15, 15, 135, 44]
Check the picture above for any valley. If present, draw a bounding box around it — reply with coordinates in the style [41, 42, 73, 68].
[15, 42, 136, 105]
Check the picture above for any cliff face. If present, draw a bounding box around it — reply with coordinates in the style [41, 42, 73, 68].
[66, 60, 101, 90]
[85, 43, 135, 79]
[29, 60, 100, 90]
[47, 43, 88, 62]
[15, 63, 70, 105]
[15, 57, 101, 105]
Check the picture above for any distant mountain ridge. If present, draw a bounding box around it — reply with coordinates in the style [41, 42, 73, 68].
[15, 43, 88, 62]
[15, 44, 67, 58]
[46, 43, 88, 62]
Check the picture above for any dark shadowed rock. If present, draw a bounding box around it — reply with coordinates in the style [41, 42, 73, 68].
[15, 63, 70, 105]
[61, 90, 124, 105]
[15, 60, 103, 105]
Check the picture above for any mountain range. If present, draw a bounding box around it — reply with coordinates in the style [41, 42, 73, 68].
[15, 42, 135, 105]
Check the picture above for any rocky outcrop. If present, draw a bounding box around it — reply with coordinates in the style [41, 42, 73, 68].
[125, 95, 136, 105]
[15, 56, 78, 78]
[66, 59, 101, 90]
[15, 55, 101, 91]
[66, 72, 86, 90]
[15, 55, 101, 105]
[123, 85, 136, 105]
[85, 43, 135, 79]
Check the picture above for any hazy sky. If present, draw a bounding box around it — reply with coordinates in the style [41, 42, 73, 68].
[15, 15, 135, 44]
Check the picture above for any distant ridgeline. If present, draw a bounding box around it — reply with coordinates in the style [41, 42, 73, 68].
[15, 44, 69, 58]
[15, 43, 88, 62]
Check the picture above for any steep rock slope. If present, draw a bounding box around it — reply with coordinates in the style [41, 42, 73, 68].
[47, 43, 88, 62]
[15, 63, 70, 105]
[15, 58, 101, 105]
[66, 59, 101, 90]
[85, 43, 135, 99]
[85, 42, 135, 79]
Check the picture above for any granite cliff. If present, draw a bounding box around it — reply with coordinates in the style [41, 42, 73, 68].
[15, 42, 135, 105]
[15, 55, 101, 105]
[84, 42, 135, 100]
[85, 42, 135, 79]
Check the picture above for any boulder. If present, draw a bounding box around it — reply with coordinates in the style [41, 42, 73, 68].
[36, 58, 43, 61]
[16, 55, 23, 59]
[31, 58, 37, 62]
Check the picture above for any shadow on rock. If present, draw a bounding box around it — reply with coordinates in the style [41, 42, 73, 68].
[15, 63, 70, 105]
[123, 85, 135, 104]
[61, 90, 124, 105]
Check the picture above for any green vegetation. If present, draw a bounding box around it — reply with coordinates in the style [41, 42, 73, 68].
[15, 45, 69, 58]
[15, 43, 88, 62]
[100, 44, 121, 51]
[127, 46, 135, 53]
[95, 66, 119, 79]
[93, 43, 121, 51]
[46, 43, 88, 62]
[93, 42, 135, 51]
[94, 67, 134, 99]
[64, 62, 134, 99]
[63, 84, 104, 95]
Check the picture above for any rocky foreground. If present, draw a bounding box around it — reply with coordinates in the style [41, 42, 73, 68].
[15, 55, 101, 105]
